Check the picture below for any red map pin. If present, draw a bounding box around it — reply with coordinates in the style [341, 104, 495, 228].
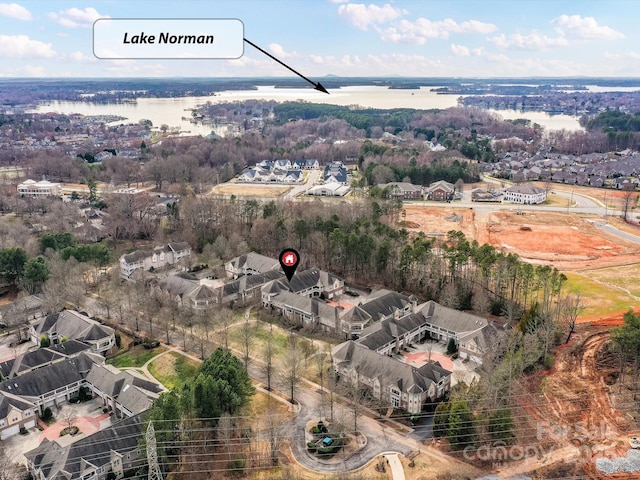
[279, 248, 300, 282]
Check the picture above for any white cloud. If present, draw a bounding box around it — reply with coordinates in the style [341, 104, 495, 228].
[268, 43, 296, 58]
[56, 32, 70, 38]
[69, 51, 95, 62]
[337, 3, 406, 31]
[552, 15, 624, 40]
[0, 3, 31, 20]
[23, 65, 46, 76]
[605, 51, 640, 60]
[48, 7, 107, 28]
[0, 35, 55, 58]
[490, 32, 569, 50]
[329, 0, 349, 3]
[450, 44, 470, 57]
[377, 17, 497, 44]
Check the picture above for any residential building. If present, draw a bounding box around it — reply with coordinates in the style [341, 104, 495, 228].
[306, 182, 351, 197]
[0, 340, 91, 379]
[417, 300, 493, 363]
[323, 161, 349, 184]
[85, 364, 164, 419]
[340, 290, 418, 337]
[214, 270, 284, 305]
[356, 313, 430, 356]
[26, 415, 144, 480]
[378, 182, 424, 200]
[267, 290, 342, 334]
[119, 242, 191, 279]
[0, 391, 37, 440]
[155, 273, 217, 313]
[29, 310, 116, 355]
[0, 353, 102, 414]
[263, 269, 344, 300]
[225, 252, 281, 279]
[332, 341, 451, 414]
[503, 184, 547, 204]
[17, 179, 62, 197]
[425, 180, 455, 201]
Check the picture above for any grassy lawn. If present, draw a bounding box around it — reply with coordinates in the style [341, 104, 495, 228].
[543, 193, 575, 207]
[147, 351, 200, 389]
[106, 345, 167, 368]
[211, 183, 291, 198]
[563, 272, 637, 317]
[226, 319, 334, 383]
[578, 264, 640, 299]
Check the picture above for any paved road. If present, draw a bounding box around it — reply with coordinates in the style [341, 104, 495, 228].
[589, 220, 640, 245]
[82, 297, 421, 473]
[285, 169, 321, 198]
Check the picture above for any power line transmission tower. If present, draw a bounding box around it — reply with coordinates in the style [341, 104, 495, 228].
[146, 422, 163, 480]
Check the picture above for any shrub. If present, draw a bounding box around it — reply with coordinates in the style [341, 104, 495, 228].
[40, 335, 50, 348]
[311, 426, 321, 434]
[227, 458, 245, 477]
[114, 333, 122, 348]
[543, 354, 555, 370]
[19, 426, 27, 435]
[42, 407, 53, 421]
[446, 338, 458, 355]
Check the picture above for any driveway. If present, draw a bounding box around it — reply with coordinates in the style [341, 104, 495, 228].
[3, 399, 111, 465]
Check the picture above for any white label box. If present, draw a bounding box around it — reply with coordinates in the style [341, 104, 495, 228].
[93, 18, 244, 59]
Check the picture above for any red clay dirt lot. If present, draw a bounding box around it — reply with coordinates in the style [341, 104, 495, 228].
[485, 211, 640, 270]
[402, 206, 640, 271]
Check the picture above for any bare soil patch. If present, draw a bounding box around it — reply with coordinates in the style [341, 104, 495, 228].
[403, 205, 476, 239]
[505, 324, 640, 478]
[210, 183, 291, 197]
[485, 211, 640, 270]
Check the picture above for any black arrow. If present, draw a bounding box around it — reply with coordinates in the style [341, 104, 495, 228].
[243, 38, 329, 94]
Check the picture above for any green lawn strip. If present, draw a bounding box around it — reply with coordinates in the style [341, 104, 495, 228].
[563, 272, 637, 317]
[147, 351, 200, 390]
[582, 264, 640, 299]
[106, 345, 167, 368]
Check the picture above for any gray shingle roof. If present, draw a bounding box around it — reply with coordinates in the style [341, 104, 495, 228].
[357, 313, 426, 351]
[32, 310, 114, 345]
[228, 252, 281, 275]
[418, 301, 488, 336]
[0, 353, 100, 399]
[25, 415, 143, 480]
[333, 341, 450, 394]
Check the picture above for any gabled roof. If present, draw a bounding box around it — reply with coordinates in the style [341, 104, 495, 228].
[418, 301, 488, 336]
[0, 353, 101, 399]
[227, 252, 281, 275]
[25, 415, 143, 480]
[270, 291, 340, 326]
[86, 364, 163, 414]
[505, 184, 545, 195]
[157, 275, 199, 297]
[31, 310, 114, 345]
[378, 182, 423, 193]
[333, 341, 450, 394]
[0, 390, 35, 418]
[352, 290, 415, 323]
[168, 242, 191, 253]
[357, 313, 426, 351]
[0, 348, 66, 379]
[426, 180, 455, 193]
[288, 269, 342, 293]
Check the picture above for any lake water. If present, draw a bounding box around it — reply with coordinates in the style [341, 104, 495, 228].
[28, 85, 584, 135]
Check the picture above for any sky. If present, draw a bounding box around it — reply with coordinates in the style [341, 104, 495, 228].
[1, 0, 640, 78]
